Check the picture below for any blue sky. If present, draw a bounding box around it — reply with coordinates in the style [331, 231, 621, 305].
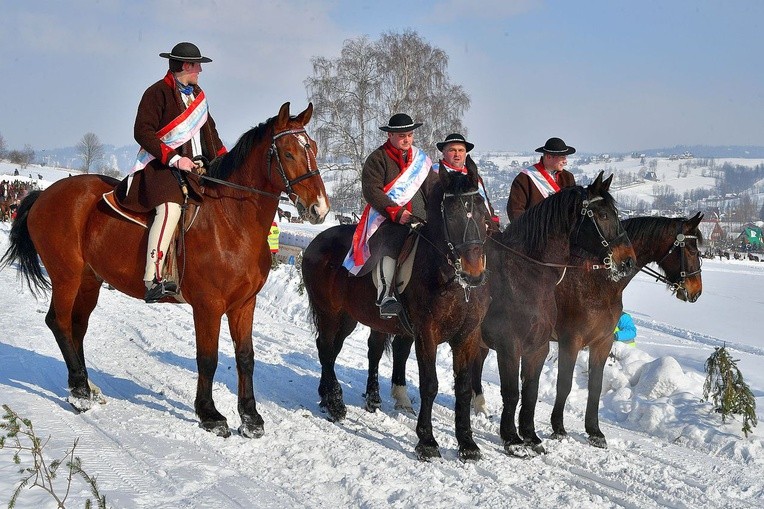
[1, 0, 761, 154]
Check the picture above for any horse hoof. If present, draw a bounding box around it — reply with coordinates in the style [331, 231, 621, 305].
[550, 431, 568, 441]
[505, 441, 544, 458]
[363, 393, 381, 413]
[394, 402, 416, 416]
[528, 442, 546, 456]
[239, 416, 265, 439]
[588, 435, 608, 449]
[320, 400, 347, 422]
[415, 442, 441, 461]
[67, 388, 106, 413]
[200, 420, 231, 438]
[459, 446, 482, 462]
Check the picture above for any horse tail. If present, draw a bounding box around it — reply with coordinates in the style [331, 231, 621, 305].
[0, 190, 51, 297]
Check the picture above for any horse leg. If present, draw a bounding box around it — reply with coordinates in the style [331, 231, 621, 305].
[44, 273, 96, 411]
[471, 346, 490, 415]
[496, 341, 524, 455]
[364, 330, 387, 413]
[316, 314, 355, 421]
[453, 332, 481, 461]
[585, 339, 612, 448]
[414, 336, 440, 460]
[551, 339, 578, 439]
[192, 307, 230, 437]
[226, 301, 264, 439]
[518, 341, 549, 455]
[390, 334, 415, 414]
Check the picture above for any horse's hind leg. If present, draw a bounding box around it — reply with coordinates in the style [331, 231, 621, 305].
[518, 341, 549, 455]
[551, 338, 578, 440]
[316, 313, 356, 421]
[470, 346, 490, 415]
[192, 306, 230, 437]
[453, 331, 481, 461]
[364, 330, 387, 413]
[414, 335, 440, 460]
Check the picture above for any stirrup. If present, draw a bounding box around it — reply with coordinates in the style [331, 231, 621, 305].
[144, 278, 178, 303]
[379, 296, 402, 319]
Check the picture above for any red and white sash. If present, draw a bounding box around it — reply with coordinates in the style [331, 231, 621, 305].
[343, 147, 432, 275]
[131, 90, 209, 173]
[522, 163, 560, 198]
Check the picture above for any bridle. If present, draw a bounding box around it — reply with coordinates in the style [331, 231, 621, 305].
[573, 194, 630, 276]
[410, 187, 487, 301]
[639, 223, 702, 296]
[201, 127, 321, 206]
[441, 189, 488, 294]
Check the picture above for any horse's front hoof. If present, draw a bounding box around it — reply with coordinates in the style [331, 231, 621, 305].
[67, 387, 106, 413]
[363, 392, 381, 413]
[239, 416, 265, 438]
[550, 430, 568, 441]
[588, 435, 608, 449]
[319, 399, 347, 422]
[459, 445, 482, 462]
[415, 441, 441, 461]
[200, 419, 231, 438]
[527, 441, 546, 455]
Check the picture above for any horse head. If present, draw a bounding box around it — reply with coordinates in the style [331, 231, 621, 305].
[665, 212, 704, 302]
[576, 172, 636, 281]
[433, 162, 489, 287]
[270, 102, 330, 224]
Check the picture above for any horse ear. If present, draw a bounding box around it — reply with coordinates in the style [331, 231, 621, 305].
[276, 102, 291, 130]
[601, 173, 614, 191]
[438, 162, 451, 187]
[687, 211, 703, 229]
[295, 103, 313, 126]
[591, 171, 604, 191]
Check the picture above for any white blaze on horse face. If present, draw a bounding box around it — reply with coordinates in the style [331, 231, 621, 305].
[315, 194, 330, 219]
[295, 133, 308, 146]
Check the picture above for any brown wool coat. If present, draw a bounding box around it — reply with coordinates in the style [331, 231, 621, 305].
[358, 145, 438, 275]
[506, 164, 576, 221]
[116, 71, 227, 213]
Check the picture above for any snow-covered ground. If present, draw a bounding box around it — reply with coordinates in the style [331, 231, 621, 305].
[0, 161, 763, 508]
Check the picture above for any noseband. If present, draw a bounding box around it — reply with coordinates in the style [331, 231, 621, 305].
[640, 224, 702, 295]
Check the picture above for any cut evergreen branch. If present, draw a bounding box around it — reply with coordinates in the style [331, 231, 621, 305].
[703, 346, 758, 437]
[0, 404, 107, 508]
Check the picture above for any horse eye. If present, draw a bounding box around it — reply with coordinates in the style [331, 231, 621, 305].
[285, 152, 295, 160]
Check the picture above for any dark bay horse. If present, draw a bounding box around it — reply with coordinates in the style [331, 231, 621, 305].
[548, 212, 704, 447]
[1, 103, 329, 438]
[385, 173, 636, 456]
[302, 165, 491, 461]
[468, 213, 704, 448]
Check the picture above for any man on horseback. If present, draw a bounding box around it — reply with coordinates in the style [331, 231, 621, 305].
[342, 113, 437, 318]
[433, 133, 500, 231]
[116, 42, 227, 303]
[507, 137, 577, 221]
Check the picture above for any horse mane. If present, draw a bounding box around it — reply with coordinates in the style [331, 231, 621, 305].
[503, 184, 617, 254]
[207, 117, 275, 181]
[425, 170, 480, 224]
[623, 216, 705, 245]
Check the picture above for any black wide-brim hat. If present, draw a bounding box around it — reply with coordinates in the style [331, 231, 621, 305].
[437, 133, 474, 153]
[159, 42, 212, 63]
[379, 113, 423, 132]
[536, 137, 575, 155]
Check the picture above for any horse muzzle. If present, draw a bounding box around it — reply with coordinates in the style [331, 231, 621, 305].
[295, 195, 330, 225]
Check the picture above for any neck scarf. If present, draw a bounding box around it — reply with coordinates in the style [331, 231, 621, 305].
[383, 140, 412, 172]
[175, 79, 193, 95]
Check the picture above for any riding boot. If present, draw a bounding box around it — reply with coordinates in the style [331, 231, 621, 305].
[372, 256, 402, 319]
[144, 202, 182, 303]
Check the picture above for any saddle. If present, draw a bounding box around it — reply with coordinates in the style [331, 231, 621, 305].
[102, 190, 200, 289]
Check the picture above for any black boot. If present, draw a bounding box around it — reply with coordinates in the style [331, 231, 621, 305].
[144, 278, 178, 303]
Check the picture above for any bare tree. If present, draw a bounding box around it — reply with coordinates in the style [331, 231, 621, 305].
[0, 132, 7, 160]
[9, 145, 36, 168]
[76, 132, 104, 174]
[305, 30, 470, 212]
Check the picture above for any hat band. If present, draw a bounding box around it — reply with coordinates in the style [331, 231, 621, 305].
[385, 122, 417, 129]
[169, 53, 203, 60]
[544, 148, 570, 153]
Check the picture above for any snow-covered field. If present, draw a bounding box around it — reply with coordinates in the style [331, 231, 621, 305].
[0, 162, 763, 508]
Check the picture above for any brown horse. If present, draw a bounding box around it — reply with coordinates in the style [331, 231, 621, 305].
[384, 173, 636, 456]
[1, 102, 329, 438]
[302, 165, 491, 461]
[467, 213, 704, 448]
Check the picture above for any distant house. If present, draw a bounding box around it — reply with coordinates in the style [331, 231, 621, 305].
[698, 220, 725, 244]
[644, 169, 659, 181]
